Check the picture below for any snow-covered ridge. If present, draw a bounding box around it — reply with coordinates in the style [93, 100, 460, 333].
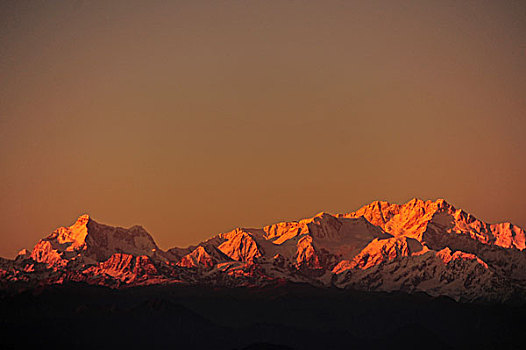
[342, 198, 526, 250]
[3, 198, 526, 303]
[28, 214, 164, 268]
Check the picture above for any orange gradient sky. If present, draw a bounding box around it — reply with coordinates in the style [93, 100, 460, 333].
[1, 1, 525, 257]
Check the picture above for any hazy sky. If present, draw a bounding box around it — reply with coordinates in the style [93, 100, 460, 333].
[1, 0, 525, 257]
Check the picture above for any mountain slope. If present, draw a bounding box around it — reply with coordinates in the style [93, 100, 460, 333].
[2, 198, 526, 303]
[343, 198, 526, 250]
[28, 214, 172, 268]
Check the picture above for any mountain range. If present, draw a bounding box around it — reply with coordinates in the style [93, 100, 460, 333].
[2, 198, 526, 303]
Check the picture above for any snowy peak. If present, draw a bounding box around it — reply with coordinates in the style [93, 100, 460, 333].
[218, 229, 264, 262]
[333, 236, 425, 273]
[29, 215, 162, 267]
[343, 198, 526, 251]
[425, 205, 526, 251]
[177, 245, 229, 268]
[84, 219, 159, 261]
[30, 214, 91, 266]
[5, 198, 526, 303]
[171, 211, 393, 273]
[46, 214, 90, 251]
[263, 212, 388, 245]
[75, 213, 91, 225]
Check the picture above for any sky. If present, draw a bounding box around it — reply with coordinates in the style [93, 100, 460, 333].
[1, 0, 525, 257]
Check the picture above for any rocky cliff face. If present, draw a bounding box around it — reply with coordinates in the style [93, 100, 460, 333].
[2, 198, 526, 303]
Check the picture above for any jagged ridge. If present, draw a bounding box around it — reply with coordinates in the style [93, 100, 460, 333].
[2, 198, 526, 303]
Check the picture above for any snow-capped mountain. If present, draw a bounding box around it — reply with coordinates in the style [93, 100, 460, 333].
[2, 198, 526, 303]
[28, 214, 166, 267]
